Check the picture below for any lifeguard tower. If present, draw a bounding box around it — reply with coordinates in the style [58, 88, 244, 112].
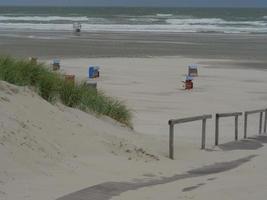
[73, 22, 82, 33]
[188, 64, 198, 77]
[183, 75, 193, 90]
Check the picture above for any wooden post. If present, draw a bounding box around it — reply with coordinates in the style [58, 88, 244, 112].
[264, 109, 267, 133]
[201, 119, 206, 149]
[235, 115, 238, 141]
[169, 123, 174, 160]
[215, 114, 219, 145]
[244, 113, 248, 139]
[259, 112, 263, 134]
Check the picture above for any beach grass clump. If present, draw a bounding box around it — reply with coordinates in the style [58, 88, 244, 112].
[0, 56, 132, 127]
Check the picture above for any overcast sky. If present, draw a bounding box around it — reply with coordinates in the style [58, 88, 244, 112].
[0, 0, 267, 7]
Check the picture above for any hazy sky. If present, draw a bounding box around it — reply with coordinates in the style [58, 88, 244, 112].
[0, 0, 267, 7]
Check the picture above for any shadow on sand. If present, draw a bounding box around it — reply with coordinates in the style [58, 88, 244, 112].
[219, 134, 267, 151]
[57, 154, 257, 200]
[56, 135, 267, 200]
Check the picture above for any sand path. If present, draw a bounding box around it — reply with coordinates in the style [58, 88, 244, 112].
[56, 155, 256, 200]
[56, 135, 267, 200]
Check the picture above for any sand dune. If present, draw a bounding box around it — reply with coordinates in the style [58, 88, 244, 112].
[0, 81, 164, 199]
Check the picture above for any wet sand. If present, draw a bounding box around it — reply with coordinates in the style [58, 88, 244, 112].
[0, 31, 267, 63]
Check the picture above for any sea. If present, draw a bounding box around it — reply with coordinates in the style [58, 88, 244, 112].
[0, 6, 267, 34]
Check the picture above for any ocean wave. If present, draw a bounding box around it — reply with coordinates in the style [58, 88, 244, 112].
[0, 23, 72, 31]
[166, 18, 266, 26]
[263, 16, 267, 19]
[128, 18, 160, 23]
[0, 22, 267, 34]
[156, 13, 173, 17]
[0, 15, 90, 22]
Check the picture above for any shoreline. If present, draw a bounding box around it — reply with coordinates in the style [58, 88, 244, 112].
[2, 29, 267, 35]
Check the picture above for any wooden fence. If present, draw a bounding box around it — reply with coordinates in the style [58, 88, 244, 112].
[244, 109, 267, 139]
[168, 114, 212, 160]
[215, 112, 242, 145]
[168, 108, 267, 159]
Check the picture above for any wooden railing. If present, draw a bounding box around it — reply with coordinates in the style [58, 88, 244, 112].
[244, 109, 267, 139]
[168, 108, 267, 160]
[215, 112, 242, 145]
[168, 114, 212, 159]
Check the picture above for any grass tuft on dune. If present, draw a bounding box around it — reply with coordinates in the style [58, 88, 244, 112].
[0, 56, 132, 127]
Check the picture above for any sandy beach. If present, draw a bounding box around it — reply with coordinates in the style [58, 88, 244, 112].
[58, 56, 267, 139]
[1, 31, 267, 200]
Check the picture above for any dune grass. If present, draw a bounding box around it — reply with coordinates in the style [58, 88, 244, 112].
[0, 56, 132, 127]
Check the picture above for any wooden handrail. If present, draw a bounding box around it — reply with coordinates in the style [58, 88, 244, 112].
[168, 108, 267, 160]
[216, 112, 242, 118]
[244, 109, 267, 138]
[215, 112, 243, 145]
[168, 114, 212, 159]
[169, 115, 212, 125]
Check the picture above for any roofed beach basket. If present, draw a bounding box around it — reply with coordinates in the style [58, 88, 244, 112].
[188, 64, 198, 77]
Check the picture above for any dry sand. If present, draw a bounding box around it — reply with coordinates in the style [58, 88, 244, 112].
[1, 54, 267, 200]
[59, 56, 267, 146]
